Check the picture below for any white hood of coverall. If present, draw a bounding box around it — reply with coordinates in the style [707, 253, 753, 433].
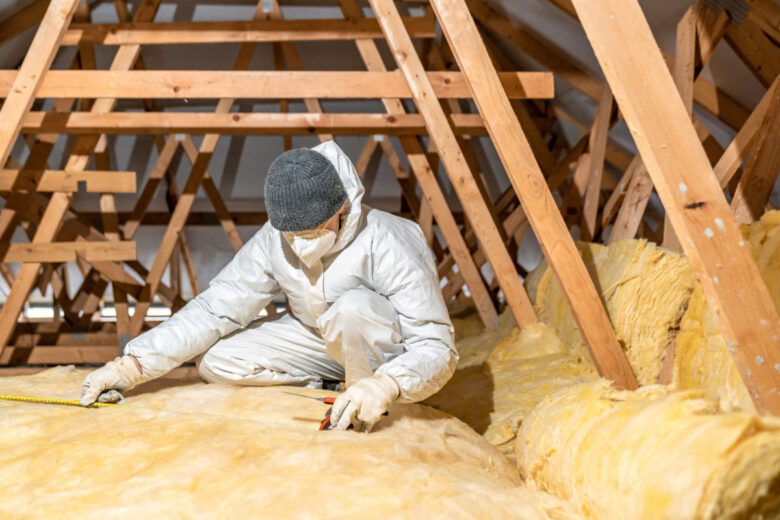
[126, 141, 457, 403]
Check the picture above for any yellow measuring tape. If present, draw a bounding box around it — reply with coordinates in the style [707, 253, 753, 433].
[0, 394, 124, 408]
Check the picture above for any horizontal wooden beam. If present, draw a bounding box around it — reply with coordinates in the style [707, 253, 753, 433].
[0, 70, 554, 100]
[61, 17, 435, 45]
[0, 169, 136, 193]
[19, 112, 490, 135]
[2, 241, 136, 263]
[75, 209, 443, 227]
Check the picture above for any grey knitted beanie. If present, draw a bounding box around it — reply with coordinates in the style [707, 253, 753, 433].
[264, 148, 348, 232]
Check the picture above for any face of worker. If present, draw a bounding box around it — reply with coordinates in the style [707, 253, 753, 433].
[283, 203, 348, 268]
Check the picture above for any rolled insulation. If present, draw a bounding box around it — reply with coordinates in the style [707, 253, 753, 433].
[0, 366, 577, 520]
[425, 322, 596, 460]
[674, 210, 780, 412]
[527, 239, 696, 384]
[516, 380, 780, 520]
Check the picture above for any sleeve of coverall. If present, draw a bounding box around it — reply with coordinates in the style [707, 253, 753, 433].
[371, 222, 458, 403]
[125, 226, 281, 382]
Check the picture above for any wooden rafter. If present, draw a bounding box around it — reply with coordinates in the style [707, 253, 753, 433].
[369, 0, 538, 328]
[731, 84, 780, 224]
[0, 0, 80, 170]
[570, 0, 780, 414]
[429, 0, 637, 390]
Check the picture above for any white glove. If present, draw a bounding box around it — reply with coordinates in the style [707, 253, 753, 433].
[331, 372, 400, 432]
[80, 355, 143, 406]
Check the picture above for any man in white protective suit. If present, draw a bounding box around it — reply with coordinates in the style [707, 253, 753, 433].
[80, 141, 458, 432]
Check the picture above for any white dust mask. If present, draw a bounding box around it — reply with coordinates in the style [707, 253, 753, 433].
[283, 228, 337, 268]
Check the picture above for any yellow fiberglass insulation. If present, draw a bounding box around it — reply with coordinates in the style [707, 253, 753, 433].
[0, 366, 579, 520]
[526, 239, 697, 385]
[424, 321, 597, 461]
[516, 380, 780, 520]
[674, 210, 780, 412]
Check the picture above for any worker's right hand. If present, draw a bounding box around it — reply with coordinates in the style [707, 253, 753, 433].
[80, 355, 143, 406]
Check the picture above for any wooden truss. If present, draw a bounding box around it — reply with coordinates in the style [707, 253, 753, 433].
[0, 0, 778, 408]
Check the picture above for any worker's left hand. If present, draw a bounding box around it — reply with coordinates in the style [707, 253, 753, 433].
[331, 372, 400, 432]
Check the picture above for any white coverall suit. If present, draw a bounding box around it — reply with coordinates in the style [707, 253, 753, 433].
[125, 141, 458, 404]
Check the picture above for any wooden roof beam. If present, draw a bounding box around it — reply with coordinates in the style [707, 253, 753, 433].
[0, 70, 555, 100]
[60, 17, 435, 45]
[430, 0, 638, 389]
[730, 83, 780, 224]
[18, 111, 491, 135]
[369, 0, 539, 328]
[571, 0, 780, 414]
[0, 0, 80, 173]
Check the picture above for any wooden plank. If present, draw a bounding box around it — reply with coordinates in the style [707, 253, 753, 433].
[581, 88, 614, 241]
[0, 0, 80, 172]
[714, 77, 779, 186]
[731, 84, 780, 224]
[370, 0, 536, 328]
[19, 111, 490, 135]
[663, 6, 700, 252]
[0, 70, 555, 100]
[60, 17, 436, 45]
[571, 0, 780, 414]
[608, 157, 653, 243]
[601, 156, 638, 229]
[123, 137, 180, 239]
[2, 241, 136, 263]
[429, 0, 637, 389]
[0, 169, 136, 193]
[726, 17, 780, 88]
[676, 7, 698, 114]
[746, 0, 780, 42]
[181, 136, 244, 252]
[695, 3, 730, 65]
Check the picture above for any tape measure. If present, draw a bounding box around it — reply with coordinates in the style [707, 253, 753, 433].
[0, 394, 125, 408]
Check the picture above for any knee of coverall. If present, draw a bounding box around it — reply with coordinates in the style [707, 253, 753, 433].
[317, 288, 404, 366]
[196, 349, 226, 384]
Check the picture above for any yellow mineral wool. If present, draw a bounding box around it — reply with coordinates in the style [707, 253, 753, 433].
[674, 210, 780, 412]
[425, 322, 597, 461]
[527, 239, 696, 385]
[483, 324, 596, 456]
[516, 380, 780, 520]
[0, 366, 577, 520]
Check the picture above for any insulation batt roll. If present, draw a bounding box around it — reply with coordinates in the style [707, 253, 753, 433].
[516, 380, 780, 520]
[526, 239, 696, 385]
[0, 366, 577, 520]
[425, 322, 597, 462]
